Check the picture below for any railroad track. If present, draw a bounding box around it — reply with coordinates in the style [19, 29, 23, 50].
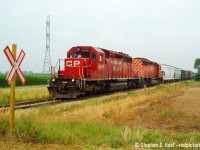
[0, 86, 153, 111]
[0, 98, 62, 111]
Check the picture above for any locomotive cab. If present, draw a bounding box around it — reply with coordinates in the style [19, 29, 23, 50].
[64, 46, 105, 79]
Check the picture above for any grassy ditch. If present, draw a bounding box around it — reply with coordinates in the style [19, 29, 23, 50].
[0, 80, 200, 149]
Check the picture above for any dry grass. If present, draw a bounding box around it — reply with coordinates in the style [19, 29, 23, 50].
[51, 83, 187, 126]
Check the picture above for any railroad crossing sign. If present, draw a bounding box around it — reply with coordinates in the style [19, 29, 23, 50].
[3, 44, 26, 139]
[4, 45, 26, 85]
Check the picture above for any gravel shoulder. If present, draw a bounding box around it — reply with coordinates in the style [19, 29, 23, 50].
[172, 87, 200, 117]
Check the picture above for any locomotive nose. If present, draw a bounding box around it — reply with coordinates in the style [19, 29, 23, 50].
[65, 58, 84, 78]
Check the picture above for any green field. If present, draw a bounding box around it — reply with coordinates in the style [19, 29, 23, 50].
[0, 74, 51, 87]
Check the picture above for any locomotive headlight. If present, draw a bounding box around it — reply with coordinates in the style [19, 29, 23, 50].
[72, 79, 75, 82]
[52, 79, 55, 82]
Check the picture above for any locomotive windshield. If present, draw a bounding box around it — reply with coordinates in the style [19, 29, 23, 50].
[67, 47, 91, 58]
[74, 52, 81, 58]
[68, 53, 72, 58]
[73, 52, 90, 58]
[81, 52, 90, 58]
[81, 48, 90, 58]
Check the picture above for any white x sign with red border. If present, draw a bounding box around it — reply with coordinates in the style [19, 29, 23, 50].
[4, 46, 26, 85]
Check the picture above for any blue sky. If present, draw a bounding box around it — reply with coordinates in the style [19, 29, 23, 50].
[0, 0, 200, 73]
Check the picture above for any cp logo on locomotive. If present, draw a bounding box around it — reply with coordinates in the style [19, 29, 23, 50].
[66, 60, 80, 67]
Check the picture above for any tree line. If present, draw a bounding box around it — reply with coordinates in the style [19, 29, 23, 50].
[194, 58, 200, 81]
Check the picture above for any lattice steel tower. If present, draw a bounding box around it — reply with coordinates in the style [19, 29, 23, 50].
[42, 15, 51, 74]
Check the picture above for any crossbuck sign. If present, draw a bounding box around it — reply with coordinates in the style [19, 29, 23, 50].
[4, 46, 26, 85]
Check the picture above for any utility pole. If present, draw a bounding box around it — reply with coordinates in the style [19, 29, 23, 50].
[42, 15, 51, 74]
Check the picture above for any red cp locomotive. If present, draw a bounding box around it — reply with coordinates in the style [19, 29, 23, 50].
[48, 46, 134, 98]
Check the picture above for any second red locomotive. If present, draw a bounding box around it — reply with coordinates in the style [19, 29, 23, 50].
[132, 58, 162, 86]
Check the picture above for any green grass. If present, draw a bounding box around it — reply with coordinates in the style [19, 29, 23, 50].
[127, 91, 138, 96]
[0, 93, 10, 106]
[178, 80, 199, 87]
[155, 84, 165, 90]
[158, 111, 166, 118]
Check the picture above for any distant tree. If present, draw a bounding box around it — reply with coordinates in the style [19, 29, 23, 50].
[5, 71, 9, 74]
[23, 71, 28, 74]
[195, 74, 200, 80]
[194, 58, 200, 81]
[28, 71, 33, 74]
[194, 58, 200, 73]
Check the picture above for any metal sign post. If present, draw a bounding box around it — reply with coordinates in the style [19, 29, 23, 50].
[3, 44, 26, 139]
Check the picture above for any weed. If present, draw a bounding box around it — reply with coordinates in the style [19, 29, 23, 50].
[83, 98, 97, 105]
[0, 114, 9, 137]
[127, 91, 137, 96]
[102, 111, 110, 118]
[155, 84, 165, 90]
[159, 111, 166, 118]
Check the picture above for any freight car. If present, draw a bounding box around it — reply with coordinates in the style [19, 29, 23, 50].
[161, 64, 176, 82]
[191, 72, 195, 79]
[48, 46, 132, 98]
[181, 70, 186, 80]
[174, 67, 181, 81]
[161, 64, 183, 82]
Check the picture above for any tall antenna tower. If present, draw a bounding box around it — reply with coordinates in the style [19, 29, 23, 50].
[42, 15, 51, 74]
